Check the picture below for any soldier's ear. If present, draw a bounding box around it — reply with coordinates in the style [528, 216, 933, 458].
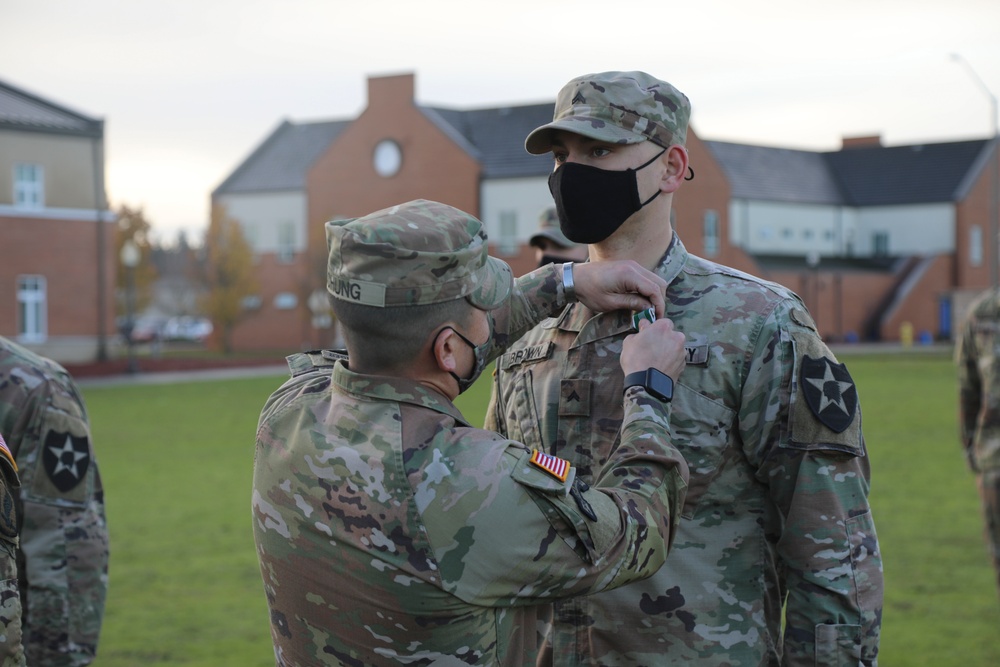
[660, 145, 688, 194]
[431, 327, 461, 375]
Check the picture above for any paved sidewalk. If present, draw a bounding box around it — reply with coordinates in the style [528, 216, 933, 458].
[75, 342, 953, 388]
[77, 364, 288, 387]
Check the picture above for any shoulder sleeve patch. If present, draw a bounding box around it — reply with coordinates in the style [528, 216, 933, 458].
[530, 450, 571, 482]
[510, 449, 574, 495]
[787, 332, 864, 456]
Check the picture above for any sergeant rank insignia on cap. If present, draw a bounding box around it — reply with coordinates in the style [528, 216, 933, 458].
[529, 450, 571, 482]
[801, 355, 858, 433]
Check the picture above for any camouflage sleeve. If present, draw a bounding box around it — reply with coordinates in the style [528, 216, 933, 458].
[428, 389, 687, 606]
[483, 264, 564, 366]
[740, 304, 882, 667]
[7, 377, 108, 667]
[482, 265, 564, 436]
[0, 435, 25, 667]
[483, 369, 505, 436]
[955, 310, 983, 467]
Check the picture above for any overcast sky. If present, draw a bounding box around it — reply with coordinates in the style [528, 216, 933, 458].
[3, 0, 998, 243]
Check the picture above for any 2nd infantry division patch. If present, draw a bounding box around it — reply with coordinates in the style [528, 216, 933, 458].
[43, 430, 91, 492]
[800, 355, 858, 433]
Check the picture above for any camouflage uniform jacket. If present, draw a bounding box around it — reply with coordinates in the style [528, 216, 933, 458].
[251, 266, 690, 666]
[487, 237, 883, 666]
[0, 434, 24, 667]
[0, 338, 109, 666]
[956, 286, 1000, 472]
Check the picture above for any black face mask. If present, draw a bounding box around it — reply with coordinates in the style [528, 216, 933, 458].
[439, 313, 492, 394]
[537, 253, 580, 268]
[548, 148, 666, 244]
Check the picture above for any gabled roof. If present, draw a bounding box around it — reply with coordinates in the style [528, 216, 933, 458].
[706, 141, 842, 205]
[708, 136, 993, 207]
[216, 101, 555, 196]
[428, 103, 554, 178]
[0, 78, 102, 137]
[823, 139, 990, 206]
[213, 119, 350, 195]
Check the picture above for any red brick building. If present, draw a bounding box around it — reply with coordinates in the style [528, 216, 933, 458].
[0, 79, 115, 362]
[214, 72, 999, 353]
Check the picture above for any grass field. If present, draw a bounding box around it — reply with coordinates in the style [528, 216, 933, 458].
[80, 350, 1000, 666]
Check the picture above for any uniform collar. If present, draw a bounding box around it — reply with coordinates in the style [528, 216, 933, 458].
[331, 360, 471, 427]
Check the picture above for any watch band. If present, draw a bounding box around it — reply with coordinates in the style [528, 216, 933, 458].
[562, 262, 577, 303]
[623, 368, 673, 403]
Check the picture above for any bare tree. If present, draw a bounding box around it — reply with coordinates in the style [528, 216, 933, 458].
[198, 204, 257, 353]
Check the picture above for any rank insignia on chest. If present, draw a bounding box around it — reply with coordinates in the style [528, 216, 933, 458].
[800, 355, 858, 433]
[529, 450, 571, 482]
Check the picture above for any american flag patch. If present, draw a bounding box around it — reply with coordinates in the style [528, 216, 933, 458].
[529, 450, 570, 482]
[0, 433, 15, 472]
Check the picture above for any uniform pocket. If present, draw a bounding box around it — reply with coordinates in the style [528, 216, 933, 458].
[669, 383, 735, 519]
[815, 623, 861, 666]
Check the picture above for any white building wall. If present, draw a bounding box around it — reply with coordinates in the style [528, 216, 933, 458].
[214, 191, 307, 254]
[729, 200, 847, 256]
[729, 199, 953, 258]
[853, 203, 954, 255]
[480, 176, 551, 257]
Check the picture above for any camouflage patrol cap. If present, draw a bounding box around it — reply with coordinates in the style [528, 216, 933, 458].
[325, 199, 512, 309]
[529, 207, 574, 249]
[525, 71, 690, 154]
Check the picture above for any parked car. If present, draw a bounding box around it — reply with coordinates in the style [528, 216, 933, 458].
[162, 316, 213, 342]
[117, 316, 167, 343]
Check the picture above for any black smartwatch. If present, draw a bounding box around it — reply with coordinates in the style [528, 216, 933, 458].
[623, 368, 674, 403]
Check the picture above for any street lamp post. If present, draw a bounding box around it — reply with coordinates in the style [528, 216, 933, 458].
[120, 239, 141, 374]
[952, 53, 1000, 288]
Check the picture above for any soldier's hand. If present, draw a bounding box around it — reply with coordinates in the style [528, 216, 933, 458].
[571, 261, 667, 317]
[621, 317, 686, 380]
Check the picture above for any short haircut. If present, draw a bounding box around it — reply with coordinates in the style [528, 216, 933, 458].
[330, 296, 475, 373]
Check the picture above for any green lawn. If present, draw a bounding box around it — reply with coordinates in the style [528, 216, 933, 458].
[81, 351, 999, 666]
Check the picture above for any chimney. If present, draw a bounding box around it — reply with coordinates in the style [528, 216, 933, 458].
[841, 134, 882, 150]
[367, 73, 416, 109]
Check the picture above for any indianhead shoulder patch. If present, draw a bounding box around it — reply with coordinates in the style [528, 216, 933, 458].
[529, 450, 571, 483]
[43, 430, 91, 493]
[801, 355, 858, 433]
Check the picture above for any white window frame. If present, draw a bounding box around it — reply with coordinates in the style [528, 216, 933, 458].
[276, 221, 295, 264]
[17, 275, 47, 342]
[970, 224, 983, 267]
[873, 231, 890, 257]
[703, 210, 719, 257]
[497, 210, 518, 256]
[14, 163, 44, 209]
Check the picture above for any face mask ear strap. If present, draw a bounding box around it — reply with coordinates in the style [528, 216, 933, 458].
[633, 147, 668, 172]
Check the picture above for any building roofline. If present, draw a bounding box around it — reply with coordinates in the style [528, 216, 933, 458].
[0, 78, 103, 138]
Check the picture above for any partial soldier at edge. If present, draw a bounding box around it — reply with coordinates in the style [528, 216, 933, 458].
[956, 286, 1000, 596]
[0, 433, 24, 667]
[0, 336, 109, 666]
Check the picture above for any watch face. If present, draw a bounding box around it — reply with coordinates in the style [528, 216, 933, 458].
[373, 139, 402, 177]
